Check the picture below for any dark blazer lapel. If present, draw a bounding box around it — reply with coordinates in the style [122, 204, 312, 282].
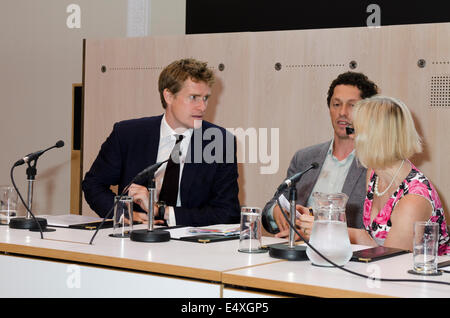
[145, 115, 163, 165]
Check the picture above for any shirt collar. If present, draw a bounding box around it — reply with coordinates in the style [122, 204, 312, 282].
[327, 138, 355, 163]
[160, 113, 193, 141]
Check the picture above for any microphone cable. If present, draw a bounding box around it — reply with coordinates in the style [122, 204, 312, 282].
[88, 185, 130, 245]
[274, 194, 450, 286]
[10, 165, 44, 239]
[8, 140, 65, 239]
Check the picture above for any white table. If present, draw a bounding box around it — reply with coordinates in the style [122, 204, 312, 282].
[223, 247, 450, 298]
[0, 224, 448, 298]
[0, 224, 284, 297]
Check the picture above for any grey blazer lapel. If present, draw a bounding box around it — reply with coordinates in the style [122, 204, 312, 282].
[296, 141, 331, 204]
[341, 158, 365, 197]
[341, 158, 367, 228]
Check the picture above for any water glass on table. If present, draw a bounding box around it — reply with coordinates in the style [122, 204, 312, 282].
[238, 207, 267, 253]
[412, 221, 440, 275]
[110, 196, 133, 238]
[0, 186, 18, 225]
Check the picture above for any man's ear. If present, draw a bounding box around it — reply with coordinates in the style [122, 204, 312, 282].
[163, 88, 174, 107]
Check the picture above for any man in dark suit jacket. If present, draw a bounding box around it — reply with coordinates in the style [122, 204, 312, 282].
[82, 58, 240, 226]
[262, 72, 379, 238]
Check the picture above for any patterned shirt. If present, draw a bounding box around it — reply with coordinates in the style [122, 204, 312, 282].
[364, 162, 450, 255]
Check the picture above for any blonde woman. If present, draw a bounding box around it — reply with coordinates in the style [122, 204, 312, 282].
[347, 96, 449, 255]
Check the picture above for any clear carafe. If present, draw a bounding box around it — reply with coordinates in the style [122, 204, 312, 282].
[306, 192, 352, 267]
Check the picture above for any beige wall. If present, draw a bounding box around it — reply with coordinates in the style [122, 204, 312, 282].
[0, 0, 185, 216]
[150, 0, 186, 35]
[82, 23, 450, 221]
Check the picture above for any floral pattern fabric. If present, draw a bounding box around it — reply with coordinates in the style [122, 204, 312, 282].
[363, 162, 450, 255]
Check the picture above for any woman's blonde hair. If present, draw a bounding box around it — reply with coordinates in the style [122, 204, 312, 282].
[353, 96, 422, 169]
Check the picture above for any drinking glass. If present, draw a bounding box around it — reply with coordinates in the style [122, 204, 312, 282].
[0, 186, 18, 225]
[238, 207, 266, 253]
[412, 221, 439, 275]
[110, 196, 133, 238]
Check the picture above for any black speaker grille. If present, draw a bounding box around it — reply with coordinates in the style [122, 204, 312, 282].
[430, 75, 450, 108]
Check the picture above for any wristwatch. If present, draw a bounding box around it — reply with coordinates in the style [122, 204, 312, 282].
[155, 201, 166, 221]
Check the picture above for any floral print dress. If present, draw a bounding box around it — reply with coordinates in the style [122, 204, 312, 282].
[363, 162, 450, 255]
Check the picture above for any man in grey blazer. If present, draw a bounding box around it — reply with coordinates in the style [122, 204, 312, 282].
[262, 72, 379, 238]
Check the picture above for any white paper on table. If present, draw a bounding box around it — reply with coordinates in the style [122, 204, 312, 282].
[39, 214, 106, 227]
[167, 224, 240, 239]
[277, 194, 301, 219]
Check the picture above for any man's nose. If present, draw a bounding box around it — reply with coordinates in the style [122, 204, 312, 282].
[339, 104, 350, 117]
[198, 99, 207, 112]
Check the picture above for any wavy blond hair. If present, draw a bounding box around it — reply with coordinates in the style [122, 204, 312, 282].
[158, 58, 215, 109]
[353, 96, 422, 169]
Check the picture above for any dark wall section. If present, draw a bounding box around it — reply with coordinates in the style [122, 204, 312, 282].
[186, 0, 450, 34]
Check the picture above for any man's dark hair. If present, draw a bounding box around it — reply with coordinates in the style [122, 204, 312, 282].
[326, 72, 379, 107]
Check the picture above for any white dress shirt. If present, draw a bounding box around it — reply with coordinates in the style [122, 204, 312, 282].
[154, 114, 193, 226]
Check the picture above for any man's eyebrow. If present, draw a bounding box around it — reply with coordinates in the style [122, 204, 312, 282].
[331, 98, 358, 103]
[191, 93, 210, 96]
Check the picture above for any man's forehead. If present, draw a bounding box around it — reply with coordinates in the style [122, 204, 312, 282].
[331, 85, 362, 101]
[331, 96, 360, 102]
[181, 79, 211, 93]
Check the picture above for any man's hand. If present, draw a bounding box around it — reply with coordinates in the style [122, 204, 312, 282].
[128, 183, 150, 212]
[274, 204, 314, 241]
[127, 183, 167, 225]
[132, 211, 149, 224]
[272, 204, 290, 234]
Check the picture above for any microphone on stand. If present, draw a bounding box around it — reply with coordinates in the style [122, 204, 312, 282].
[130, 158, 172, 242]
[130, 160, 168, 185]
[276, 162, 319, 193]
[89, 160, 169, 245]
[14, 140, 64, 167]
[9, 140, 65, 237]
[269, 162, 319, 261]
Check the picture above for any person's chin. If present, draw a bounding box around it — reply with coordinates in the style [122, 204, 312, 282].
[192, 118, 203, 129]
[336, 133, 351, 140]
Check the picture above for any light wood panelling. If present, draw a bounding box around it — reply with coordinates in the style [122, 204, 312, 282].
[82, 23, 450, 219]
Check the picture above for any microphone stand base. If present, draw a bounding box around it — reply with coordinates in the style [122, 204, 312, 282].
[269, 243, 308, 261]
[9, 217, 48, 230]
[130, 229, 170, 242]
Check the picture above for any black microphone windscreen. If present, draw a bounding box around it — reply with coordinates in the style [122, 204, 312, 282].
[312, 162, 319, 169]
[56, 140, 65, 148]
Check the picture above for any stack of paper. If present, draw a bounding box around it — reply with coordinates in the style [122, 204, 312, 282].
[39, 214, 105, 227]
[187, 224, 240, 236]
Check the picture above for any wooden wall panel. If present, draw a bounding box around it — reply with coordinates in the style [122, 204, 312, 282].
[82, 33, 252, 215]
[82, 23, 450, 219]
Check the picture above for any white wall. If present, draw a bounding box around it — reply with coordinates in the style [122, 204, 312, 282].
[0, 0, 186, 216]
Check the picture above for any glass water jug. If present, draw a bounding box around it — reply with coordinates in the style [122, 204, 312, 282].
[306, 192, 352, 267]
